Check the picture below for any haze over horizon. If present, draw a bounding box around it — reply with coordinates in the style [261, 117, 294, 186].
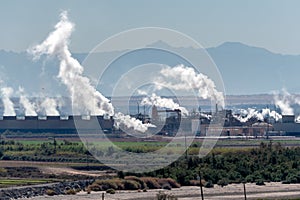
[1, 1, 300, 55]
[0, 1, 300, 97]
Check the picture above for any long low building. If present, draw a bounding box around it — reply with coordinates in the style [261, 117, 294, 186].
[0, 115, 114, 133]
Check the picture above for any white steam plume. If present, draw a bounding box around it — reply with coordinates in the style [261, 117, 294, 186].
[234, 88, 298, 123]
[233, 108, 282, 123]
[200, 113, 212, 120]
[28, 11, 114, 116]
[29, 11, 151, 132]
[18, 87, 37, 116]
[141, 93, 189, 116]
[261, 108, 282, 121]
[274, 89, 293, 115]
[114, 112, 155, 132]
[1, 87, 16, 116]
[233, 108, 262, 123]
[40, 97, 59, 116]
[137, 89, 148, 96]
[154, 65, 225, 108]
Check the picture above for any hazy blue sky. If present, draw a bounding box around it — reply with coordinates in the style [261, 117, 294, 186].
[1, 0, 300, 54]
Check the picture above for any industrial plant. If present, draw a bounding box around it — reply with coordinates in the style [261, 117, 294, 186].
[0, 103, 299, 138]
[0, 11, 298, 139]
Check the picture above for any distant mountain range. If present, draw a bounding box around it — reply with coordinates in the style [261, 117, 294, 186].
[207, 42, 300, 94]
[0, 41, 299, 96]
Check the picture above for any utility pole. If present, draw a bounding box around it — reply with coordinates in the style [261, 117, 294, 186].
[184, 131, 188, 159]
[85, 140, 89, 170]
[266, 105, 269, 139]
[53, 137, 57, 154]
[243, 182, 247, 200]
[199, 170, 204, 200]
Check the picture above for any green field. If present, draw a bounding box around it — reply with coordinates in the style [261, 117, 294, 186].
[1, 137, 300, 164]
[0, 178, 53, 187]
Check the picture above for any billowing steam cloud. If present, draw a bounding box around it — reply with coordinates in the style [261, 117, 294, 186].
[29, 11, 114, 116]
[1, 86, 58, 117]
[154, 65, 225, 108]
[233, 108, 282, 123]
[261, 108, 282, 121]
[1, 87, 16, 116]
[40, 98, 59, 116]
[29, 11, 152, 132]
[234, 89, 299, 123]
[274, 89, 293, 115]
[19, 87, 37, 116]
[114, 112, 155, 132]
[141, 93, 189, 116]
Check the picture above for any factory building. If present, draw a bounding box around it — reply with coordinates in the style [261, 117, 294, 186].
[0, 106, 299, 138]
[273, 115, 300, 136]
[0, 115, 114, 134]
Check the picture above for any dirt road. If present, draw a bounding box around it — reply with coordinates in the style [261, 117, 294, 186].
[18, 182, 300, 200]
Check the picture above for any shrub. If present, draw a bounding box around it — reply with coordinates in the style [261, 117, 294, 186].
[65, 189, 77, 195]
[282, 180, 291, 184]
[167, 194, 178, 200]
[204, 180, 214, 188]
[106, 188, 115, 194]
[156, 191, 167, 200]
[117, 171, 125, 179]
[245, 175, 254, 183]
[75, 188, 81, 193]
[0, 167, 6, 172]
[256, 179, 265, 186]
[125, 176, 147, 189]
[45, 189, 57, 196]
[88, 183, 102, 191]
[217, 178, 229, 187]
[141, 177, 161, 189]
[95, 179, 118, 190]
[156, 191, 178, 200]
[158, 178, 180, 188]
[123, 180, 141, 190]
[285, 174, 300, 184]
[110, 179, 125, 190]
[189, 180, 200, 186]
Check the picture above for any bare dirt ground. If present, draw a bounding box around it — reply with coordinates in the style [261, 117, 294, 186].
[18, 182, 300, 200]
[0, 160, 115, 177]
[41, 166, 112, 177]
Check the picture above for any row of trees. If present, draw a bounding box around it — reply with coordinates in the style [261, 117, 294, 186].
[140, 142, 300, 186]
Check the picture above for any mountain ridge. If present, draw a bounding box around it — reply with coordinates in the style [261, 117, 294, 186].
[0, 41, 299, 95]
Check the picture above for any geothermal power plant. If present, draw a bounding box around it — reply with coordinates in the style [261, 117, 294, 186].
[1, 12, 299, 138]
[0, 102, 299, 138]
